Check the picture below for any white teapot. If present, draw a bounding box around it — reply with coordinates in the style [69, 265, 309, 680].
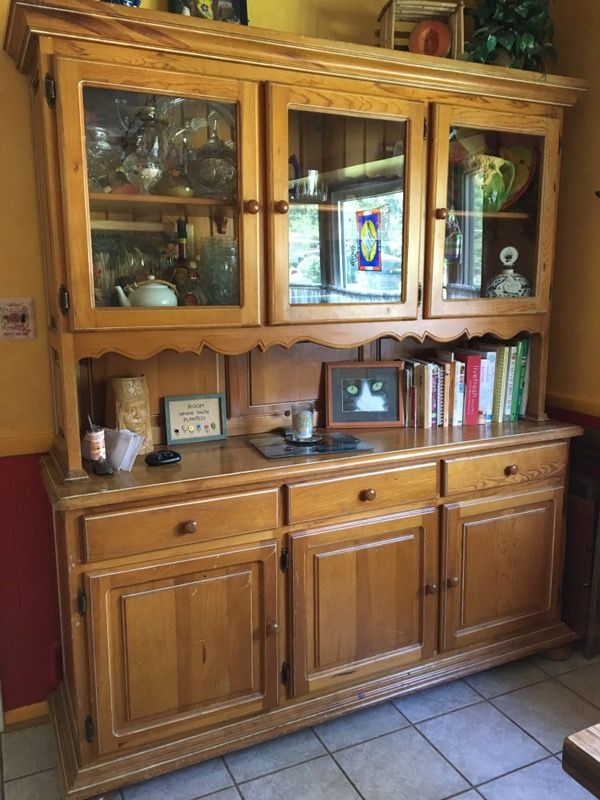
[115, 276, 178, 307]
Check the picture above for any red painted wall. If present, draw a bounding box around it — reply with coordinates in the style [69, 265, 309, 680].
[0, 455, 60, 710]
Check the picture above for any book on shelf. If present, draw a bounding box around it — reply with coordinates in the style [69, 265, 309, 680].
[404, 362, 415, 427]
[405, 358, 433, 429]
[457, 346, 497, 423]
[435, 350, 464, 426]
[453, 351, 482, 425]
[434, 359, 451, 427]
[510, 337, 530, 421]
[519, 350, 531, 417]
[502, 344, 519, 421]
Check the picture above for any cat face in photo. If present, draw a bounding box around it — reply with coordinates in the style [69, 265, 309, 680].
[342, 378, 389, 413]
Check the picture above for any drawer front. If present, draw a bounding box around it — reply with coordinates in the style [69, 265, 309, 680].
[286, 463, 438, 525]
[442, 442, 568, 497]
[83, 488, 280, 561]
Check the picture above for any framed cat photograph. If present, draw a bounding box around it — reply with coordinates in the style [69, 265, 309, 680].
[325, 361, 405, 429]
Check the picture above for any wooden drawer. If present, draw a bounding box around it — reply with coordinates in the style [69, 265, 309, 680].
[286, 463, 438, 525]
[442, 442, 568, 497]
[82, 488, 280, 561]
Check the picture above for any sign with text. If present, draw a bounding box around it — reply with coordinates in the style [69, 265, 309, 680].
[164, 393, 227, 445]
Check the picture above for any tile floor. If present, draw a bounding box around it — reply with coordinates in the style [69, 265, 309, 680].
[2, 646, 600, 800]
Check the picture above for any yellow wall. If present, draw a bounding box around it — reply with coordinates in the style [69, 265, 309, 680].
[0, 0, 597, 458]
[0, 0, 53, 455]
[547, 1, 600, 418]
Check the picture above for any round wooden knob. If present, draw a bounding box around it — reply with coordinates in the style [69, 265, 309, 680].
[180, 520, 198, 535]
[274, 200, 289, 215]
[360, 488, 377, 502]
[505, 464, 519, 476]
[435, 207, 448, 220]
[425, 583, 438, 595]
[447, 576, 460, 588]
[245, 199, 260, 214]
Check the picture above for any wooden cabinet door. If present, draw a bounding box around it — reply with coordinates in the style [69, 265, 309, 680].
[290, 509, 437, 696]
[86, 541, 278, 754]
[441, 486, 564, 652]
[426, 103, 560, 318]
[266, 82, 425, 324]
[54, 57, 261, 330]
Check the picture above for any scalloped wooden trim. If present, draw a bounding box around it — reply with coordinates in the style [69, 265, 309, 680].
[71, 318, 544, 360]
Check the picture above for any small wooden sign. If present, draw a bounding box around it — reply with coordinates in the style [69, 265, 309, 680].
[165, 393, 227, 445]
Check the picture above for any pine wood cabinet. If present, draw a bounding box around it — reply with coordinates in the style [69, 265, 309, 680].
[289, 509, 438, 697]
[4, 0, 588, 797]
[87, 540, 279, 754]
[441, 486, 564, 652]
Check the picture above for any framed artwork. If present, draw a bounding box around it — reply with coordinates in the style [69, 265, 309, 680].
[164, 393, 227, 444]
[325, 361, 405, 428]
[168, 0, 248, 24]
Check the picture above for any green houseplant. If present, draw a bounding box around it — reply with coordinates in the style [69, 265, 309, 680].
[464, 0, 557, 72]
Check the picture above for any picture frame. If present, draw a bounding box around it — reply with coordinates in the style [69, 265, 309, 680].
[325, 361, 405, 429]
[164, 393, 227, 445]
[168, 0, 248, 25]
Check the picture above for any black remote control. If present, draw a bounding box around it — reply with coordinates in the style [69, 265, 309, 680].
[145, 449, 182, 466]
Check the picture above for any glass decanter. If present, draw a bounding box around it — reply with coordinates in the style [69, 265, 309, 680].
[122, 135, 163, 194]
[187, 110, 237, 200]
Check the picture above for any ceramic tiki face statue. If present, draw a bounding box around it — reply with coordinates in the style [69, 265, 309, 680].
[106, 375, 154, 454]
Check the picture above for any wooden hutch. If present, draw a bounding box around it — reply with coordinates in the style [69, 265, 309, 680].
[4, 0, 587, 796]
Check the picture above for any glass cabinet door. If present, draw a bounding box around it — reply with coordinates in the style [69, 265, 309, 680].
[426, 105, 560, 318]
[55, 59, 261, 329]
[267, 84, 425, 324]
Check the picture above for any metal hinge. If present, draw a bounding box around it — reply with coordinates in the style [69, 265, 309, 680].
[418, 282, 423, 305]
[559, 134, 562, 154]
[59, 285, 70, 316]
[44, 73, 56, 107]
[281, 662, 290, 686]
[280, 544, 289, 572]
[31, 70, 40, 94]
[84, 715, 95, 743]
[77, 588, 87, 617]
[423, 118, 428, 141]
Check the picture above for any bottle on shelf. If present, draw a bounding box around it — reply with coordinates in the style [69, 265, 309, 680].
[180, 258, 207, 305]
[173, 217, 190, 300]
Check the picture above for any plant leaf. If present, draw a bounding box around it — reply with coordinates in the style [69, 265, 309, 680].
[497, 31, 516, 51]
[514, 2, 533, 17]
[485, 33, 498, 54]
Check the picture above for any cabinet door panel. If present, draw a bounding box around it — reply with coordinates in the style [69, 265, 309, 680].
[290, 509, 437, 696]
[426, 104, 559, 318]
[55, 57, 261, 330]
[87, 541, 277, 754]
[267, 82, 425, 324]
[442, 487, 563, 651]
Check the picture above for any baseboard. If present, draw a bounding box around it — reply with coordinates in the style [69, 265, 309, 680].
[4, 700, 49, 728]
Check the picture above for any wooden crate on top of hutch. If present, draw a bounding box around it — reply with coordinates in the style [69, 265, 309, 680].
[377, 0, 465, 58]
[3, 0, 586, 796]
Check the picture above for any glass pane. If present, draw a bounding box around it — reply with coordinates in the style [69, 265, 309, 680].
[83, 87, 240, 308]
[288, 109, 406, 306]
[444, 125, 542, 301]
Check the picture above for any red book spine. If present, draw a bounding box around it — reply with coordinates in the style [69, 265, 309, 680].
[456, 353, 481, 425]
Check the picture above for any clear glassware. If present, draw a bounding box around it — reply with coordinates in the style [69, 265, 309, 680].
[122, 135, 163, 194]
[86, 126, 121, 192]
[187, 110, 237, 199]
